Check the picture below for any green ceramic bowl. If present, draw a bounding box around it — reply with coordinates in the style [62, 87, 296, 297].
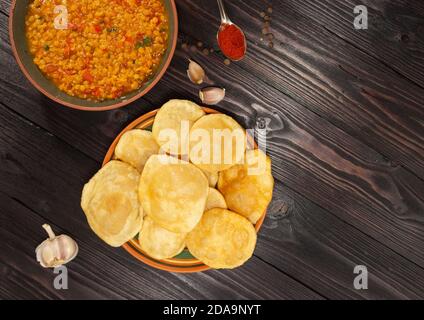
[9, 0, 178, 111]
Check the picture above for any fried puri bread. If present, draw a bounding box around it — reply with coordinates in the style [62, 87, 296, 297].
[152, 99, 205, 155]
[204, 188, 227, 211]
[218, 149, 274, 224]
[81, 160, 143, 247]
[139, 154, 209, 233]
[200, 168, 219, 187]
[189, 114, 246, 172]
[186, 208, 257, 269]
[138, 216, 186, 260]
[114, 129, 159, 172]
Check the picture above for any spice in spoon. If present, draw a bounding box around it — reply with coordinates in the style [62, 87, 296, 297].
[216, 0, 247, 61]
[217, 24, 246, 61]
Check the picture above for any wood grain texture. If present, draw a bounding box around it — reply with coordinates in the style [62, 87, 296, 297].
[285, 0, 424, 86]
[1, 193, 321, 300]
[138, 49, 424, 268]
[260, 182, 424, 299]
[0, 13, 144, 162]
[177, 0, 424, 179]
[2, 97, 422, 299]
[0, 104, 322, 300]
[1, 0, 424, 299]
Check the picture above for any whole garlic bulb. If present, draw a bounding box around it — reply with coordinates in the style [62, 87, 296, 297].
[35, 224, 78, 268]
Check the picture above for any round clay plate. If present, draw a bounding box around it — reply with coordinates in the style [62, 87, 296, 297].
[103, 108, 266, 273]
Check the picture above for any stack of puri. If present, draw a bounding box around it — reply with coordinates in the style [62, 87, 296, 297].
[81, 99, 274, 269]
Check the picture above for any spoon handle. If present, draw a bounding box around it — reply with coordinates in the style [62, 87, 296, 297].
[217, 0, 230, 24]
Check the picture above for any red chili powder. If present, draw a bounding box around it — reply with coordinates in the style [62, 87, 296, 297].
[217, 24, 246, 60]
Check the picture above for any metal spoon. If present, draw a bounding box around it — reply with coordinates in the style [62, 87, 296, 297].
[216, 0, 247, 61]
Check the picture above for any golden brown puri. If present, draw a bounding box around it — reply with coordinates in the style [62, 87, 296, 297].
[187, 208, 257, 269]
[204, 188, 227, 211]
[139, 154, 209, 233]
[81, 160, 143, 247]
[81, 99, 275, 270]
[198, 168, 219, 188]
[114, 129, 159, 172]
[152, 100, 205, 155]
[189, 114, 246, 173]
[139, 216, 186, 260]
[218, 149, 274, 224]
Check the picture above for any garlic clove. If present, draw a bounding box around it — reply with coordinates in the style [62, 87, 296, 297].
[36, 224, 78, 268]
[199, 87, 226, 105]
[187, 59, 205, 85]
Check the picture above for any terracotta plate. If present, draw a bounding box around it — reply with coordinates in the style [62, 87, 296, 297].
[103, 108, 266, 273]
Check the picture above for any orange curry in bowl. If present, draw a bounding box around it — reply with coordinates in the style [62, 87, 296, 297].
[25, 0, 169, 101]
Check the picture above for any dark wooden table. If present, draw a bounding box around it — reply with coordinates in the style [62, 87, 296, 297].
[1, 0, 424, 300]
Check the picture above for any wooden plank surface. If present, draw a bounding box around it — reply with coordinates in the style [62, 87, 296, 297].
[178, 0, 424, 179]
[1, 0, 424, 299]
[285, 0, 424, 86]
[0, 105, 321, 300]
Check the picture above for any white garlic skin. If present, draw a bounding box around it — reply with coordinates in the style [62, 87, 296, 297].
[199, 87, 226, 105]
[36, 224, 78, 268]
[187, 59, 205, 85]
